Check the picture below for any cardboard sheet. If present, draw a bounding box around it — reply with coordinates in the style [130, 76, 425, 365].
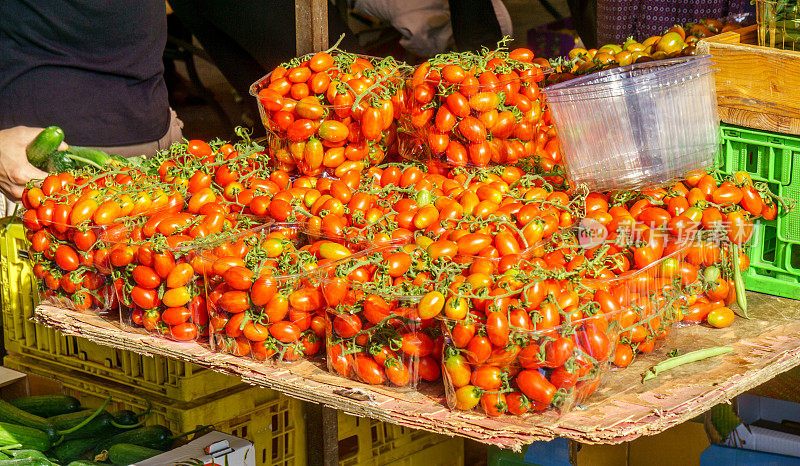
[32, 292, 800, 451]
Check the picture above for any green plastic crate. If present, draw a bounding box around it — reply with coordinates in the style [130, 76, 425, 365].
[718, 124, 800, 299]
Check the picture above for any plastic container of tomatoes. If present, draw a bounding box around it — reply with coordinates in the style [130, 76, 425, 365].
[36, 266, 117, 317]
[113, 218, 278, 342]
[27, 215, 152, 318]
[584, 239, 695, 365]
[24, 174, 205, 319]
[113, 241, 209, 343]
[201, 223, 329, 362]
[325, 303, 442, 390]
[436, 238, 698, 416]
[206, 266, 326, 363]
[398, 48, 549, 169]
[250, 50, 410, 177]
[542, 55, 719, 192]
[318, 244, 447, 388]
[440, 307, 621, 417]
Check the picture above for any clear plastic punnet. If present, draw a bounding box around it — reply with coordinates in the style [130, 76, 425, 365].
[319, 243, 446, 389]
[543, 55, 719, 192]
[584, 241, 694, 359]
[202, 223, 329, 362]
[398, 65, 550, 170]
[438, 238, 695, 417]
[21, 176, 191, 319]
[114, 218, 274, 342]
[325, 301, 442, 390]
[27, 215, 149, 318]
[440, 309, 621, 417]
[249, 51, 410, 177]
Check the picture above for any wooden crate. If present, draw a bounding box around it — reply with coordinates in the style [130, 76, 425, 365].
[697, 24, 800, 136]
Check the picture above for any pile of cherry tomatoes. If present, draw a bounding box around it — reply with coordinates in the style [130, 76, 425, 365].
[255, 48, 408, 177]
[400, 46, 556, 170]
[19, 42, 784, 419]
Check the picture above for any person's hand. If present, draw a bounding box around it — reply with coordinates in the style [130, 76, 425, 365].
[0, 126, 63, 201]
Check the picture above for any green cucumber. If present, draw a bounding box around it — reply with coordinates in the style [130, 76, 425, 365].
[48, 437, 101, 464]
[8, 395, 81, 418]
[0, 422, 50, 451]
[99, 423, 210, 453]
[0, 401, 57, 442]
[0, 458, 54, 465]
[111, 401, 152, 429]
[49, 401, 145, 442]
[106, 443, 163, 465]
[66, 462, 105, 466]
[6, 451, 45, 460]
[64, 146, 111, 169]
[49, 410, 116, 441]
[46, 151, 77, 173]
[99, 425, 172, 451]
[110, 410, 138, 427]
[25, 127, 64, 170]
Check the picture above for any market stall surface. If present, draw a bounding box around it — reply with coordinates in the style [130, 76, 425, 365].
[33, 292, 800, 451]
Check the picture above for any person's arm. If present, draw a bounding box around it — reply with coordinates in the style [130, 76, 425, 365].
[0, 126, 61, 201]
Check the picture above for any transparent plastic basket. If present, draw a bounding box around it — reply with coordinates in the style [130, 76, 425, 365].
[440, 308, 621, 416]
[325, 304, 442, 390]
[201, 223, 329, 362]
[584, 241, 693, 358]
[249, 53, 409, 177]
[398, 67, 549, 170]
[438, 240, 694, 417]
[26, 217, 151, 317]
[114, 219, 275, 342]
[319, 243, 446, 388]
[543, 55, 719, 192]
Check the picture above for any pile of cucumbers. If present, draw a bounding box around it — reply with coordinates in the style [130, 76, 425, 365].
[0, 394, 209, 465]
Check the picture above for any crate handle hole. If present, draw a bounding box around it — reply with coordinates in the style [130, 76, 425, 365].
[338, 434, 359, 460]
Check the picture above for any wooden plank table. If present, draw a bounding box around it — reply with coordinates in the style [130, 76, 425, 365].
[33, 292, 800, 451]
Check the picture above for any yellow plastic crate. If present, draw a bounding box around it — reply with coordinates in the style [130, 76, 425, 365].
[0, 220, 242, 400]
[380, 436, 464, 466]
[4, 353, 306, 466]
[5, 354, 461, 466]
[337, 412, 464, 466]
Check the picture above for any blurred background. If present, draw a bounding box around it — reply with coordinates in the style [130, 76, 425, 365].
[167, 0, 572, 141]
[169, 0, 753, 142]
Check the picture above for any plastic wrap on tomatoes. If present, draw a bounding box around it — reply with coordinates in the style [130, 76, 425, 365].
[399, 42, 554, 171]
[325, 306, 442, 389]
[201, 223, 337, 362]
[251, 45, 412, 177]
[440, 309, 619, 416]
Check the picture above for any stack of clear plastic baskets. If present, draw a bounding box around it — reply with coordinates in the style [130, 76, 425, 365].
[543, 55, 719, 192]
